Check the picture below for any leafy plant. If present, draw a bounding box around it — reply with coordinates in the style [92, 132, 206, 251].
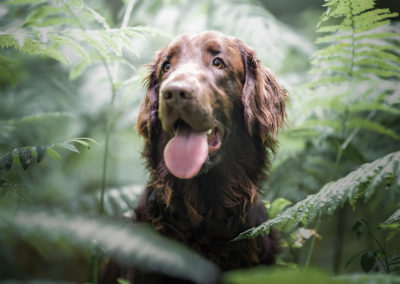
[240, 0, 400, 274]
[0, 137, 96, 171]
[347, 217, 400, 273]
[236, 150, 400, 240]
[0, 208, 218, 284]
[223, 266, 400, 284]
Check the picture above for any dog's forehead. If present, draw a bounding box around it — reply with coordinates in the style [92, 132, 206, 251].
[164, 32, 242, 61]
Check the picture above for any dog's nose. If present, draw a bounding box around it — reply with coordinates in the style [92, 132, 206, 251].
[161, 81, 194, 107]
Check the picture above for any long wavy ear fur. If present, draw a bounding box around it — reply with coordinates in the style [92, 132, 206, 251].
[239, 42, 288, 146]
[136, 51, 162, 141]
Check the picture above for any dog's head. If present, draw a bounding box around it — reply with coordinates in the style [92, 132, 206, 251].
[137, 31, 288, 180]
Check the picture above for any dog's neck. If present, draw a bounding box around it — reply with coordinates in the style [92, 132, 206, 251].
[143, 123, 271, 228]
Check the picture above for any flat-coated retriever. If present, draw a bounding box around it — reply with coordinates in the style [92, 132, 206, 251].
[101, 31, 288, 283]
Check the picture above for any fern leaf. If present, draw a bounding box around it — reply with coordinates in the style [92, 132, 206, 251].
[0, 55, 18, 86]
[0, 138, 96, 171]
[307, 76, 349, 88]
[99, 31, 122, 56]
[23, 4, 69, 27]
[44, 147, 61, 161]
[0, 34, 21, 49]
[348, 102, 400, 115]
[35, 145, 47, 163]
[81, 1, 110, 29]
[384, 208, 400, 224]
[354, 67, 400, 79]
[355, 50, 400, 65]
[5, 0, 47, 4]
[17, 147, 33, 170]
[3, 112, 72, 126]
[0, 209, 218, 283]
[51, 34, 91, 64]
[58, 185, 143, 216]
[79, 31, 110, 61]
[0, 152, 13, 171]
[69, 60, 90, 80]
[315, 33, 352, 43]
[58, 143, 80, 153]
[234, 151, 400, 240]
[347, 118, 400, 140]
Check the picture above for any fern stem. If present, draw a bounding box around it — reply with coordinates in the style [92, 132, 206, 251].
[99, 62, 116, 215]
[371, 234, 391, 272]
[305, 216, 321, 267]
[122, 0, 136, 28]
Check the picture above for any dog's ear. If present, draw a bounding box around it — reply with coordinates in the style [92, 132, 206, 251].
[239, 42, 288, 144]
[136, 51, 162, 141]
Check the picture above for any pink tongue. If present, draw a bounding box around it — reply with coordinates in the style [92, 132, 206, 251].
[164, 128, 209, 179]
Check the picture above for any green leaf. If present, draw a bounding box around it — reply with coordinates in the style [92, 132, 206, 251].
[1, 209, 218, 284]
[384, 208, 400, 224]
[35, 145, 47, 163]
[18, 148, 33, 170]
[47, 147, 62, 161]
[268, 198, 293, 219]
[58, 143, 80, 153]
[347, 118, 400, 140]
[0, 152, 13, 171]
[234, 151, 400, 241]
[360, 252, 376, 272]
[69, 60, 90, 80]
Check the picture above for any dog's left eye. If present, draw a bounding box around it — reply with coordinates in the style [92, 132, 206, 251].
[212, 57, 225, 69]
[161, 61, 171, 73]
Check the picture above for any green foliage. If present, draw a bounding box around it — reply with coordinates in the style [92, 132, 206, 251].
[223, 266, 400, 284]
[384, 208, 400, 225]
[236, 150, 400, 240]
[1, 0, 166, 81]
[0, 138, 96, 171]
[0, 208, 218, 283]
[350, 218, 399, 273]
[313, 0, 399, 82]
[57, 185, 144, 217]
[1, 0, 399, 282]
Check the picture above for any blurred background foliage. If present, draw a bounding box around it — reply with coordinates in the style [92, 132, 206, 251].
[0, 0, 399, 283]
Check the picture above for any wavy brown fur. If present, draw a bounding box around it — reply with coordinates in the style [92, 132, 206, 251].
[101, 31, 288, 284]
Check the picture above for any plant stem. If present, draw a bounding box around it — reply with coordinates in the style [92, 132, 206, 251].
[371, 234, 391, 272]
[305, 217, 321, 267]
[99, 0, 136, 215]
[99, 62, 116, 215]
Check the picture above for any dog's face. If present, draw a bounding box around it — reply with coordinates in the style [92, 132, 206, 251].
[137, 31, 287, 180]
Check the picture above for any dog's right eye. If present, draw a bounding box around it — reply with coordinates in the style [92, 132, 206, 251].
[161, 61, 171, 73]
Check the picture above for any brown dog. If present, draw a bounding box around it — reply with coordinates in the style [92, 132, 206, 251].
[102, 31, 288, 283]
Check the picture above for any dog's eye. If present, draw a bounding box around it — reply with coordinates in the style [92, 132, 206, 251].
[161, 61, 171, 73]
[212, 57, 225, 69]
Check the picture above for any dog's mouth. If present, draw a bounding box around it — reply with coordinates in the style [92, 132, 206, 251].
[163, 119, 224, 179]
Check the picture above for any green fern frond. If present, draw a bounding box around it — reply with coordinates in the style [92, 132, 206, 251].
[311, 0, 399, 87]
[1, 1, 166, 78]
[5, 0, 47, 4]
[0, 138, 96, 172]
[347, 118, 400, 139]
[50, 34, 91, 64]
[57, 185, 144, 216]
[235, 150, 400, 240]
[1, 112, 72, 127]
[384, 208, 400, 224]
[0, 55, 18, 86]
[0, 209, 218, 283]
